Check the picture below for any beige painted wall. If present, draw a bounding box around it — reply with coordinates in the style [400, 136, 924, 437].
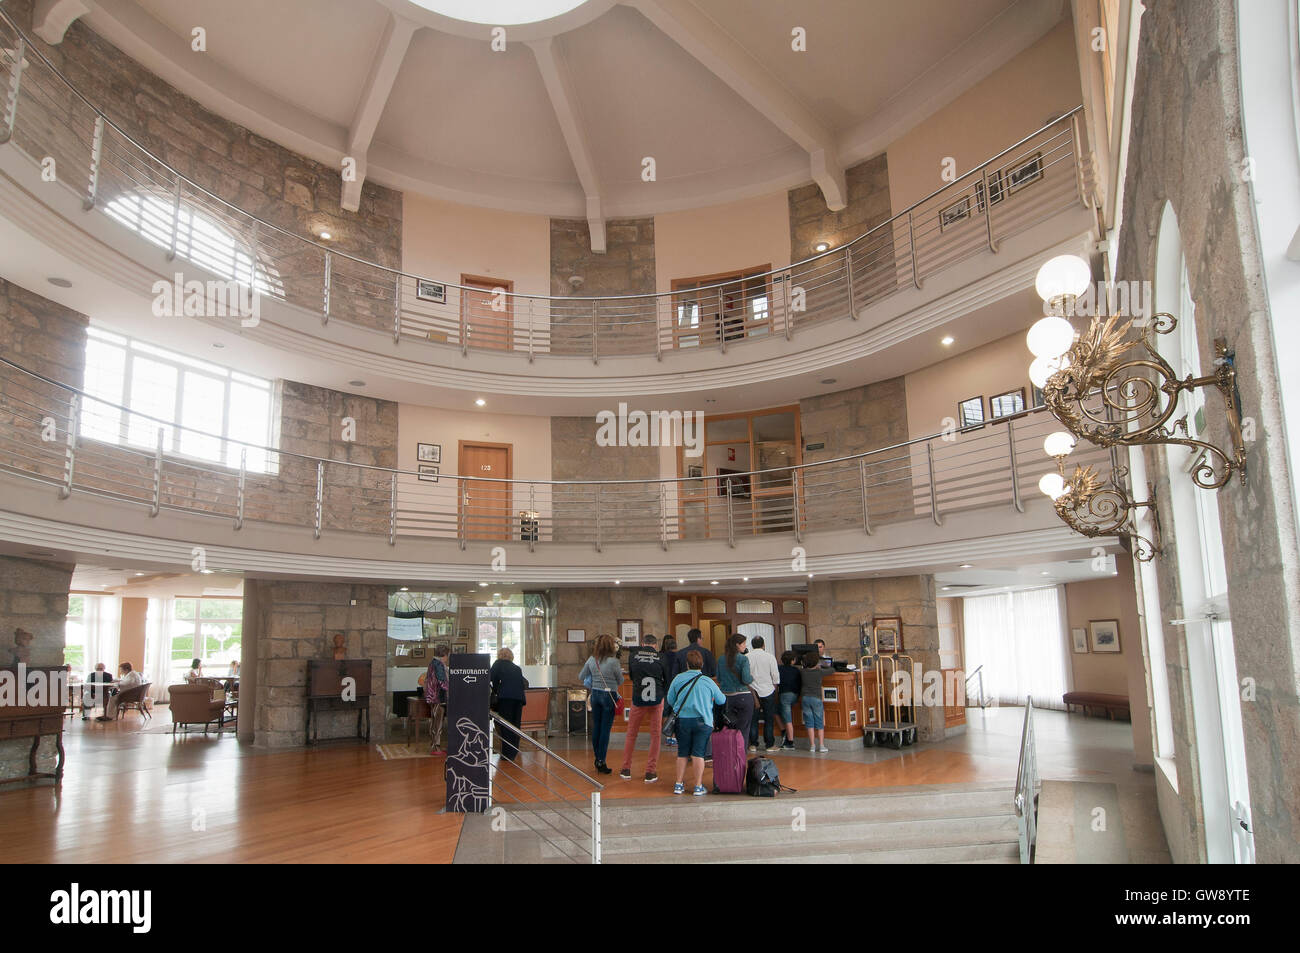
[401, 193, 550, 294]
[653, 192, 791, 292]
[886, 18, 1084, 212]
[1063, 555, 1152, 765]
[397, 402, 554, 527]
[903, 327, 1033, 439]
[119, 597, 148, 672]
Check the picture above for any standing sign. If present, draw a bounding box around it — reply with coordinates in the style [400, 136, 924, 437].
[445, 652, 491, 813]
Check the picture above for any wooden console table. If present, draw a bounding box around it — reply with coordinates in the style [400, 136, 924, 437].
[305, 659, 372, 745]
[1, 666, 66, 784]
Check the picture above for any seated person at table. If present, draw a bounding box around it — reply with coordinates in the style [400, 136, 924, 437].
[183, 658, 204, 682]
[99, 662, 142, 721]
[227, 660, 240, 677]
[82, 661, 111, 720]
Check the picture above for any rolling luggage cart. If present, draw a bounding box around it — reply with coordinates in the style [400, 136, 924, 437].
[859, 652, 918, 749]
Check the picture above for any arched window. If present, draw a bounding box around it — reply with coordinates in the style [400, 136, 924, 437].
[105, 192, 283, 297]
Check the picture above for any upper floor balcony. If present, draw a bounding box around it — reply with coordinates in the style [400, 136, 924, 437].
[0, 352, 1115, 583]
[0, 8, 1101, 406]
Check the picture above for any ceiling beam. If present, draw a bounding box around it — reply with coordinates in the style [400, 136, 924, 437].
[529, 36, 606, 252]
[32, 0, 93, 44]
[627, 0, 846, 210]
[341, 12, 417, 212]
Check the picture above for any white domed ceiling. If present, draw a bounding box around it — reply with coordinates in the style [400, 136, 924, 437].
[55, 0, 1061, 248]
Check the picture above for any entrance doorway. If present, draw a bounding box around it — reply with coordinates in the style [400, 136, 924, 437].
[705, 620, 730, 660]
[458, 441, 512, 540]
[461, 274, 513, 351]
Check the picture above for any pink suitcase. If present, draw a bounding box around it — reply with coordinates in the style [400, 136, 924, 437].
[712, 727, 747, 794]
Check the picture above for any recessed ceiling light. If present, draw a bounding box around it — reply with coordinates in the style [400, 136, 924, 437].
[959, 563, 973, 569]
[742, 577, 749, 582]
[349, 380, 365, 387]
[942, 586, 951, 591]
[212, 342, 225, 349]
[479, 582, 488, 587]
[710, 580, 718, 585]
[475, 398, 486, 407]
[1040, 571, 1051, 576]
[614, 580, 620, 585]
[814, 241, 831, 252]
[134, 572, 145, 577]
[200, 569, 214, 575]
[678, 579, 684, 584]
[47, 277, 72, 288]
[399, 586, 409, 591]
[319, 230, 332, 240]
[941, 336, 955, 346]
[820, 378, 837, 385]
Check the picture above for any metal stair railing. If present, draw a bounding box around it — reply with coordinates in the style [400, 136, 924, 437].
[1014, 694, 1040, 864]
[487, 712, 603, 864]
[0, 6, 1094, 362]
[0, 353, 1114, 549]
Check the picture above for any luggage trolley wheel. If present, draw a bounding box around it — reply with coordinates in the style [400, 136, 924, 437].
[862, 730, 877, 748]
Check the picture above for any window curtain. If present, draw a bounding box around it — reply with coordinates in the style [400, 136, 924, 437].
[80, 595, 121, 675]
[145, 597, 174, 704]
[962, 586, 1069, 710]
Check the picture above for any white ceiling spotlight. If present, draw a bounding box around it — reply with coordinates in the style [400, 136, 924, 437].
[318, 230, 332, 240]
[940, 335, 955, 346]
[475, 398, 486, 407]
[814, 241, 831, 253]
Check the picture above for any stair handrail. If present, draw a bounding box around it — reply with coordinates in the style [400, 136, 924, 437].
[964, 664, 987, 709]
[487, 711, 603, 864]
[1013, 694, 1039, 863]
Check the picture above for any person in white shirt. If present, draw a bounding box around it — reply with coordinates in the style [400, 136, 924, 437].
[99, 662, 143, 721]
[746, 636, 781, 752]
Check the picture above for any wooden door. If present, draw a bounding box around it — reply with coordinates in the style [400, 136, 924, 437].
[461, 274, 513, 351]
[459, 441, 512, 540]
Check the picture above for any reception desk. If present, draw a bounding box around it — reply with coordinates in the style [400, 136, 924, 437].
[789, 671, 863, 741]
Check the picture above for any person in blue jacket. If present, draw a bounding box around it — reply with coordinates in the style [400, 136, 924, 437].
[665, 649, 726, 796]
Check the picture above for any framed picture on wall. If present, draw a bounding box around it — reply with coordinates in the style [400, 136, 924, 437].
[958, 396, 985, 430]
[1071, 627, 1089, 654]
[1089, 619, 1121, 653]
[874, 616, 903, 654]
[418, 465, 439, 483]
[452, 642, 468, 654]
[1006, 152, 1044, 193]
[417, 443, 441, 464]
[415, 279, 446, 303]
[567, 628, 586, 643]
[618, 619, 641, 647]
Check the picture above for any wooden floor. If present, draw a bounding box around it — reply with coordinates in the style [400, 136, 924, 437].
[0, 706, 1148, 863]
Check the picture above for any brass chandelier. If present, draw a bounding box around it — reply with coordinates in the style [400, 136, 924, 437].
[1027, 254, 1247, 559]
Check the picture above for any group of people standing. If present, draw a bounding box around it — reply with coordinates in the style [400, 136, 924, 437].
[579, 628, 834, 795]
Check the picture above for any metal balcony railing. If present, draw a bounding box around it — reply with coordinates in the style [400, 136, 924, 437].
[0, 355, 1111, 549]
[0, 8, 1096, 364]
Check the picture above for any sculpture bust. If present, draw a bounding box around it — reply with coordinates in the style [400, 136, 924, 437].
[331, 633, 346, 660]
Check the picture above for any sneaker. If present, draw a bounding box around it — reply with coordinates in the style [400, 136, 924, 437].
[693, 785, 707, 796]
[619, 768, 632, 780]
[748, 745, 757, 752]
[673, 782, 685, 795]
[644, 772, 658, 783]
[782, 740, 796, 750]
[596, 762, 612, 775]
[818, 745, 829, 752]
[703, 757, 713, 766]
[665, 738, 678, 747]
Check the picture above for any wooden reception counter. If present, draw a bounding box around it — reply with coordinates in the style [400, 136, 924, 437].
[790, 671, 864, 740]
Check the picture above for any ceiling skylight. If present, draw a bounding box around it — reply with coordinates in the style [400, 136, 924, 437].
[409, 1, 589, 25]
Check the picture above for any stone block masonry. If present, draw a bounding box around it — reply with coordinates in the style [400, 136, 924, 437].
[0, 556, 74, 780]
[553, 587, 668, 689]
[807, 574, 944, 742]
[549, 217, 656, 355]
[6, 0, 402, 331]
[246, 580, 391, 747]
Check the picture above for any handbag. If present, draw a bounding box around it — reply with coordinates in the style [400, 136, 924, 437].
[592, 661, 625, 717]
[714, 700, 738, 732]
[662, 674, 704, 736]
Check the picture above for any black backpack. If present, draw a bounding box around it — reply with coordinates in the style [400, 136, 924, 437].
[745, 756, 793, 797]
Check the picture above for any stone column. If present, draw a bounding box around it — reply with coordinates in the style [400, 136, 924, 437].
[0, 556, 74, 780]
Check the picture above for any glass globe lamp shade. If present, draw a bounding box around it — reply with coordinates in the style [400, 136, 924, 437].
[1034, 254, 1091, 302]
[1038, 472, 1067, 500]
[1043, 431, 1077, 459]
[1026, 316, 1075, 359]
[1029, 354, 1070, 389]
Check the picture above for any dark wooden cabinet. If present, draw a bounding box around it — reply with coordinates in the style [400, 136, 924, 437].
[0, 666, 66, 784]
[305, 659, 372, 745]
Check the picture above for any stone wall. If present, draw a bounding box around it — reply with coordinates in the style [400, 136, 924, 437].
[7, 0, 402, 330]
[246, 579, 390, 747]
[1115, 0, 1300, 863]
[800, 377, 911, 530]
[553, 586, 668, 688]
[0, 556, 74, 780]
[807, 573, 944, 742]
[549, 415, 660, 543]
[788, 155, 894, 320]
[549, 218, 656, 355]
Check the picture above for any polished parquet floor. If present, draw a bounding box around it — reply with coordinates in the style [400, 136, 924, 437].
[0, 706, 1154, 863]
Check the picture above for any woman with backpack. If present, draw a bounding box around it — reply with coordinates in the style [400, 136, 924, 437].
[665, 649, 726, 796]
[424, 644, 450, 754]
[579, 634, 624, 775]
